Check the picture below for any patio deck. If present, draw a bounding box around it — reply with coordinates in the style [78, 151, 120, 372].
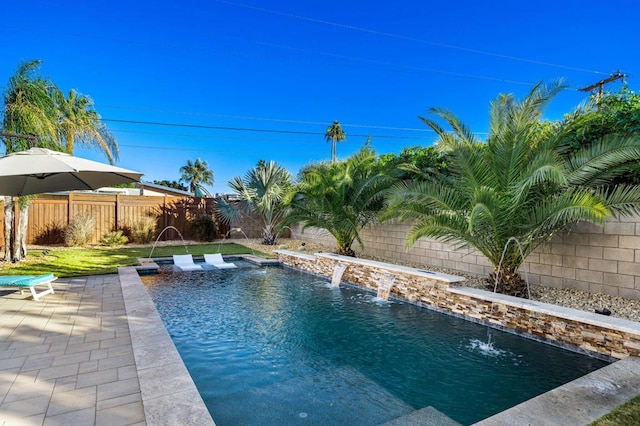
[0, 271, 212, 425]
[0, 274, 144, 424]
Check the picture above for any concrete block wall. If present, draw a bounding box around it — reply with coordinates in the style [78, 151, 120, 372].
[291, 215, 640, 300]
[524, 217, 640, 300]
[227, 218, 264, 239]
[226, 215, 292, 240]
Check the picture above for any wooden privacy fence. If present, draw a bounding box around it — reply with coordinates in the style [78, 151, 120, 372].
[0, 192, 229, 246]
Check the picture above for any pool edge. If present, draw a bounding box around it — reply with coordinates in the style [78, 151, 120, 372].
[474, 356, 640, 425]
[118, 266, 216, 426]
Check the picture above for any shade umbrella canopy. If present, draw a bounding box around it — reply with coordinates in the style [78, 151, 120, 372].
[0, 148, 143, 196]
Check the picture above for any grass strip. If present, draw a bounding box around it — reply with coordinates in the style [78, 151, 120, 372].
[590, 394, 640, 426]
[0, 243, 267, 277]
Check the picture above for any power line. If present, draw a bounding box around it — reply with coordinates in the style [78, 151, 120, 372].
[117, 143, 331, 155]
[4, 25, 542, 88]
[252, 40, 539, 86]
[4, 2, 609, 77]
[103, 118, 437, 140]
[111, 128, 321, 142]
[109, 128, 435, 145]
[216, 0, 609, 75]
[100, 105, 491, 135]
[100, 106, 435, 133]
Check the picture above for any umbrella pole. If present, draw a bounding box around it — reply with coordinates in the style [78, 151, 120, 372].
[12, 197, 18, 262]
[2, 197, 17, 262]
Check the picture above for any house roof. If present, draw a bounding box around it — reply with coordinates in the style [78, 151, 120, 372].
[135, 182, 194, 197]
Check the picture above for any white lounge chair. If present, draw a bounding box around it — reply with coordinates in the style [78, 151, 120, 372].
[204, 253, 237, 269]
[0, 273, 57, 301]
[173, 254, 203, 271]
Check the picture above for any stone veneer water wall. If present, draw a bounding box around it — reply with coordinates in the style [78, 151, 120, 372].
[274, 250, 640, 361]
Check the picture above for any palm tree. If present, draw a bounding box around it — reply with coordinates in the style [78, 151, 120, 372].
[54, 88, 119, 164]
[180, 159, 214, 194]
[215, 160, 292, 245]
[285, 144, 394, 256]
[325, 120, 346, 162]
[2, 60, 60, 261]
[384, 81, 640, 296]
[2, 60, 58, 151]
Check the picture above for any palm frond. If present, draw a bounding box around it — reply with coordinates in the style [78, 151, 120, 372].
[567, 135, 640, 186]
[595, 185, 640, 217]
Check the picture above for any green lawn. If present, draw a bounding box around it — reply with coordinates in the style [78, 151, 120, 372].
[0, 243, 267, 277]
[591, 394, 640, 425]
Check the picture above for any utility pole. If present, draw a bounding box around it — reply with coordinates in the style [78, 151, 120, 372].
[579, 71, 626, 104]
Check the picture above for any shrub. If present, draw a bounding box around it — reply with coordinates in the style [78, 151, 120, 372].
[128, 216, 157, 244]
[191, 215, 218, 241]
[100, 230, 128, 246]
[64, 214, 96, 247]
[34, 222, 65, 245]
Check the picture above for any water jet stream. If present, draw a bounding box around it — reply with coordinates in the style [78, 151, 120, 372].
[148, 226, 189, 259]
[493, 237, 531, 299]
[217, 227, 255, 256]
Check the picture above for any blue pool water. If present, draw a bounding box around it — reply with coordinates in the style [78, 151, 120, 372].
[142, 263, 608, 425]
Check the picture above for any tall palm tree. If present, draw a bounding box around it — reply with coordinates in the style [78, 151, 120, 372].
[215, 160, 292, 245]
[285, 144, 394, 256]
[384, 81, 640, 296]
[180, 158, 214, 194]
[54, 88, 119, 164]
[2, 60, 60, 261]
[2, 60, 59, 151]
[325, 120, 346, 162]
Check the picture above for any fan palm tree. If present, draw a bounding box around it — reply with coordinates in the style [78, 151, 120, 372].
[180, 159, 214, 194]
[325, 120, 346, 162]
[215, 160, 292, 245]
[285, 144, 394, 256]
[384, 81, 640, 296]
[54, 88, 119, 164]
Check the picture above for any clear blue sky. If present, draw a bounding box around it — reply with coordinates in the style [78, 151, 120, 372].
[1, 0, 636, 194]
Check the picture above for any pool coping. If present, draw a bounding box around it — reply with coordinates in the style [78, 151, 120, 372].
[118, 266, 215, 425]
[474, 356, 640, 425]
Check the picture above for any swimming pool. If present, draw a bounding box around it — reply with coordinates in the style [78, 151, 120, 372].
[142, 263, 607, 425]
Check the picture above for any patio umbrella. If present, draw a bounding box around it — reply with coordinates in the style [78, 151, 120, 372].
[0, 147, 143, 196]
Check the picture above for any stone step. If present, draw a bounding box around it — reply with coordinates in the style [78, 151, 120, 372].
[380, 405, 462, 426]
[211, 365, 414, 425]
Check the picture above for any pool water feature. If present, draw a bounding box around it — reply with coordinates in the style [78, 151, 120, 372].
[376, 273, 396, 300]
[141, 265, 608, 425]
[331, 262, 347, 286]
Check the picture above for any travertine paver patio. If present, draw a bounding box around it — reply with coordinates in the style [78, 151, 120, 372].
[0, 275, 145, 425]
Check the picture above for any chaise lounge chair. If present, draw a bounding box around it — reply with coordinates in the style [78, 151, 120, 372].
[204, 253, 237, 269]
[173, 254, 203, 271]
[0, 273, 57, 301]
